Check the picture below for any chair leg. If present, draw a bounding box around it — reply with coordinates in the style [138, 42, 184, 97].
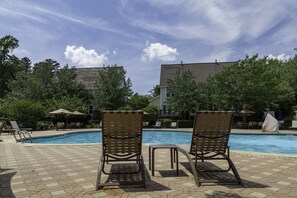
[177, 147, 201, 186]
[149, 147, 151, 170]
[224, 154, 243, 186]
[95, 155, 104, 190]
[140, 155, 146, 188]
[170, 148, 173, 169]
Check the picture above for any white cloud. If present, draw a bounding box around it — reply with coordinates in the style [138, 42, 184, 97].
[64, 45, 108, 67]
[141, 42, 179, 62]
[267, 53, 290, 61]
[122, 0, 297, 46]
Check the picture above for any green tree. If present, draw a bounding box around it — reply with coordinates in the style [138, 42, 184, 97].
[143, 104, 159, 124]
[167, 69, 200, 119]
[129, 93, 150, 110]
[7, 59, 60, 103]
[4, 99, 46, 124]
[205, 55, 295, 112]
[0, 35, 21, 97]
[149, 85, 160, 98]
[20, 57, 32, 72]
[53, 65, 90, 101]
[8, 71, 45, 101]
[33, 59, 59, 87]
[94, 66, 133, 110]
[282, 55, 297, 101]
[48, 95, 87, 112]
[0, 35, 19, 62]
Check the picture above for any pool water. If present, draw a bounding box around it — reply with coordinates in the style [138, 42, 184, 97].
[31, 130, 297, 154]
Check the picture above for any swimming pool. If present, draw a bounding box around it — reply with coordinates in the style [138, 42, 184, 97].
[31, 130, 297, 154]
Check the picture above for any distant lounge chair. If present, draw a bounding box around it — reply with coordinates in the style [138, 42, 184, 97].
[56, 122, 65, 130]
[0, 122, 4, 134]
[10, 121, 32, 134]
[75, 122, 81, 128]
[170, 121, 177, 128]
[143, 121, 149, 128]
[95, 111, 146, 190]
[177, 111, 243, 186]
[154, 121, 161, 128]
[0, 121, 15, 135]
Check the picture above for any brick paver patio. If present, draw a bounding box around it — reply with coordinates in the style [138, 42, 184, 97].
[1, 130, 297, 197]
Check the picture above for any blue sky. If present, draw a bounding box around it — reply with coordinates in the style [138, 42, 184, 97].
[1, 0, 297, 94]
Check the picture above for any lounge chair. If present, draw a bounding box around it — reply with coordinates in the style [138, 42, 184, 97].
[56, 122, 65, 130]
[170, 121, 177, 128]
[75, 122, 81, 128]
[10, 121, 32, 133]
[177, 111, 243, 186]
[143, 121, 149, 128]
[0, 121, 15, 135]
[95, 111, 146, 190]
[0, 122, 4, 134]
[154, 121, 161, 128]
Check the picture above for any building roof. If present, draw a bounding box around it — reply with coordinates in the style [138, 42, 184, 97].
[74, 66, 124, 90]
[159, 61, 236, 86]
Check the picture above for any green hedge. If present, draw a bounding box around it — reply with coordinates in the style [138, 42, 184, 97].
[160, 118, 171, 128]
[177, 120, 193, 128]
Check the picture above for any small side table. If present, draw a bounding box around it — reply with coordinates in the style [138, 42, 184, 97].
[149, 144, 179, 176]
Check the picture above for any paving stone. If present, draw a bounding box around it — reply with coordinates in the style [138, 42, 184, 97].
[82, 184, 94, 189]
[277, 181, 291, 185]
[13, 187, 27, 193]
[51, 190, 66, 196]
[46, 182, 59, 187]
[250, 192, 267, 198]
[92, 192, 108, 197]
[266, 187, 280, 192]
[288, 177, 297, 181]
[1, 130, 297, 197]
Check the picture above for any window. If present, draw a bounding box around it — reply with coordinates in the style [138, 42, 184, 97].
[166, 89, 171, 97]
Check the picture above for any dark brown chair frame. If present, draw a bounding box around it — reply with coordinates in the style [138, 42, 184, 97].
[177, 111, 243, 186]
[96, 111, 146, 190]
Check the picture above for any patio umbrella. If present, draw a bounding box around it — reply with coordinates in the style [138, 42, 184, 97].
[71, 110, 85, 116]
[49, 108, 72, 125]
[239, 109, 255, 115]
[239, 109, 255, 124]
[49, 108, 72, 115]
[70, 111, 85, 128]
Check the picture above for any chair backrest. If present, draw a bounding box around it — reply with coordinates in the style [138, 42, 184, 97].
[190, 111, 234, 154]
[102, 111, 143, 156]
[171, 122, 177, 128]
[10, 121, 19, 130]
[0, 121, 4, 130]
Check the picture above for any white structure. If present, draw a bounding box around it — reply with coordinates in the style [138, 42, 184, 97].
[262, 114, 279, 132]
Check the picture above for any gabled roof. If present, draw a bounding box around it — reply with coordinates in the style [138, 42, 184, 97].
[74, 66, 124, 90]
[160, 61, 236, 86]
[149, 95, 160, 103]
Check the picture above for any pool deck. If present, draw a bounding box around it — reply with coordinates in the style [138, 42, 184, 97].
[1, 128, 297, 197]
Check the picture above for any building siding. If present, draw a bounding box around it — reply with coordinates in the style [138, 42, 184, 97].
[159, 61, 236, 115]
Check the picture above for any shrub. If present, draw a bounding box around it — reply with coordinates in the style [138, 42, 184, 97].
[177, 120, 194, 128]
[143, 104, 159, 123]
[36, 121, 54, 130]
[8, 99, 47, 124]
[161, 118, 171, 128]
